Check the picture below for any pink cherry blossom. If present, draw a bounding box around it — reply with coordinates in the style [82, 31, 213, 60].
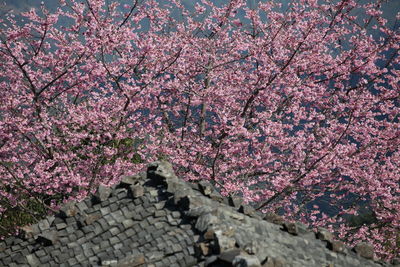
[0, 0, 399, 259]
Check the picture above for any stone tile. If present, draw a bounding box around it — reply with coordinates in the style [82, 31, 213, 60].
[0, 162, 387, 267]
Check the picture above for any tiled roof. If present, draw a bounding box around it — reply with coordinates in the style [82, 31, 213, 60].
[0, 161, 397, 267]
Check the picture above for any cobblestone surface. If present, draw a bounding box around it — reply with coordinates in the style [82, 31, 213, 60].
[0, 161, 395, 267]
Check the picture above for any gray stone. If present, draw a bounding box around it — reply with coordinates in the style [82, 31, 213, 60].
[204, 255, 218, 266]
[195, 213, 219, 232]
[20, 225, 40, 239]
[188, 182, 200, 191]
[215, 223, 236, 238]
[115, 188, 128, 198]
[316, 228, 333, 242]
[262, 257, 286, 267]
[120, 174, 141, 187]
[147, 161, 178, 185]
[183, 255, 197, 266]
[130, 184, 144, 198]
[180, 194, 214, 212]
[328, 240, 347, 254]
[117, 253, 145, 267]
[59, 201, 78, 218]
[283, 222, 309, 236]
[149, 189, 158, 197]
[101, 259, 118, 265]
[145, 251, 164, 261]
[154, 210, 166, 217]
[46, 215, 55, 226]
[243, 241, 258, 255]
[84, 213, 102, 225]
[37, 219, 50, 231]
[197, 242, 210, 256]
[171, 211, 180, 219]
[186, 206, 214, 217]
[36, 231, 59, 246]
[75, 201, 88, 211]
[218, 249, 242, 263]
[55, 223, 67, 230]
[391, 258, 400, 265]
[232, 255, 261, 267]
[204, 228, 216, 240]
[214, 229, 236, 253]
[353, 242, 374, 259]
[26, 254, 40, 266]
[238, 205, 255, 216]
[172, 243, 182, 253]
[166, 179, 193, 205]
[198, 180, 214, 196]
[166, 179, 188, 194]
[263, 212, 285, 225]
[154, 202, 166, 210]
[93, 185, 113, 202]
[209, 190, 224, 202]
[228, 196, 243, 208]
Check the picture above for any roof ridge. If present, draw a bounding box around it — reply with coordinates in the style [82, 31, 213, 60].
[0, 161, 397, 267]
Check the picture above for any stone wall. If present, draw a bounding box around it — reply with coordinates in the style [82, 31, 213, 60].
[0, 161, 398, 267]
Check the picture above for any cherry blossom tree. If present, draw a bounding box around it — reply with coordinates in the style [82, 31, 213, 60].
[0, 0, 399, 259]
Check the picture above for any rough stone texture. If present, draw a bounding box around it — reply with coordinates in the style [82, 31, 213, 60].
[263, 212, 285, 226]
[354, 242, 375, 260]
[59, 201, 77, 218]
[232, 254, 261, 267]
[316, 227, 334, 243]
[328, 240, 347, 254]
[131, 184, 144, 198]
[0, 161, 394, 267]
[93, 185, 113, 203]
